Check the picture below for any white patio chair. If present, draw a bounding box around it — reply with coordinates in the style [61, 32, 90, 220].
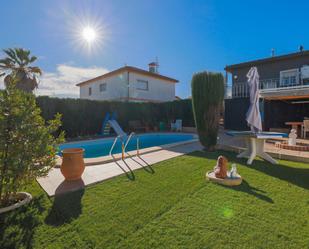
[301, 120, 309, 138]
[170, 119, 182, 132]
[175, 119, 182, 132]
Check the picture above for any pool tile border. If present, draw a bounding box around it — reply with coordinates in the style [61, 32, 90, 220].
[56, 133, 198, 167]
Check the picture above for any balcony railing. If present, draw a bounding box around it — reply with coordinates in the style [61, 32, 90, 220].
[232, 78, 309, 98]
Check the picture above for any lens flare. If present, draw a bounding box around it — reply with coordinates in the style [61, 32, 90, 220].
[47, 2, 112, 56]
[82, 26, 97, 43]
[60, 5, 111, 55]
[221, 207, 234, 218]
[73, 18, 106, 54]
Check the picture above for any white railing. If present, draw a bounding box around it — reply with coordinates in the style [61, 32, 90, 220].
[232, 78, 309, 98]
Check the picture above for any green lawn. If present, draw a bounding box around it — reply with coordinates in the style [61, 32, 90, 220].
[1, 151, 309, 249]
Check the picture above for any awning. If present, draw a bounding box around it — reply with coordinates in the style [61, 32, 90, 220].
[260, 86, 309, 100]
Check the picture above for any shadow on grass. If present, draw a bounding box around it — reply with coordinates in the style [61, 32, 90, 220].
[190, 150, 309, 190]
[0, 195, 46, 249]
[112, 155, 135, 181]
[125, 152, 155, 174]
[221, 180, 274, 203]
[45, 180, 85, 226]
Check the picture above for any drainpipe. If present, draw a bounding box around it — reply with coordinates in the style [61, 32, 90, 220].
[225, 69, 228, 98]
[127, 71, 130, 102]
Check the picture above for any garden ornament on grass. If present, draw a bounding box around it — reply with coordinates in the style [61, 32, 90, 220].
[229, 164, 238, 178]
[288, 129, 297, 146]
[213, 156, 228, 179]
[207, 157, 242, 186]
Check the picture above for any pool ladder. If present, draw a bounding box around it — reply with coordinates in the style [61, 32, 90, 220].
[109, 132, 140, 160]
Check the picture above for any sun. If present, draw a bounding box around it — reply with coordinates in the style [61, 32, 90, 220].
[64, 7, 110, 55]
[82, 26, 97, 43]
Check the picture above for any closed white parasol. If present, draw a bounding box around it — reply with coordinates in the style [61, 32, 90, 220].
[246, 67, 262, 133]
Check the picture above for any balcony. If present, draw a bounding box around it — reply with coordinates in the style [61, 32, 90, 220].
[232, 78, 309, 100]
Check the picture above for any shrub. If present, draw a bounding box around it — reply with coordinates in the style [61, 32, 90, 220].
[0, 85, 64, 207]
[36, 97, 195, 138]
[191, 71, 224, 150]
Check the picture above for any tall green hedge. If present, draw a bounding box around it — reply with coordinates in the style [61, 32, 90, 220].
[36, 97, 194, 138]
[191, 71, 224, 150]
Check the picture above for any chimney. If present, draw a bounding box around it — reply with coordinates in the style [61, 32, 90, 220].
[271, 48, 275, 57]
[148, 62, 158, 73]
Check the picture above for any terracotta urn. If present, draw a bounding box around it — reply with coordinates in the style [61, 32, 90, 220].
[61, 148, 85, 181]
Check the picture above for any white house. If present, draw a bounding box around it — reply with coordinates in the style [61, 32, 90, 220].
[76, 62, 178, 102]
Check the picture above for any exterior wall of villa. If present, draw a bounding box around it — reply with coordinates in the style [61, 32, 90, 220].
[79, 71, 176, 102]
[231, 54, 309, 85]
[224, 98, 250, 131]
[224, 52, 309, 131]
[80, 73, 128, 101]
[128, 72, 175, 102]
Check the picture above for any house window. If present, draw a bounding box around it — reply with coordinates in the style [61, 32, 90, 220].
[136, 79, 149, 90]
[100, 83, 107, 92]
[280, 69, 299, 86]
[89, 87, 92, 96]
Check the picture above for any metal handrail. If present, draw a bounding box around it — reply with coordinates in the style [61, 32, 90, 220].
[136, 136, 140, 156]
[109, 132, 140, 159]
[124, 132, 135, 151]
[109, 135, 121, 156]
[123, 132, 140, 157]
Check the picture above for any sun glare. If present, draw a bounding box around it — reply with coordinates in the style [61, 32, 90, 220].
[64, 9, 110, 55]
[82, 26, 97, 43]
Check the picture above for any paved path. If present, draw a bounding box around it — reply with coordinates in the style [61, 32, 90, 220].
[37, 142, 203, 196]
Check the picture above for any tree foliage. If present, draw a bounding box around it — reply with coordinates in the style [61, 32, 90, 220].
[0, 48, 42, 93]
[36, 97, 195, 138]
[0, 82, 64, 207]
[191, 71, 224, 150]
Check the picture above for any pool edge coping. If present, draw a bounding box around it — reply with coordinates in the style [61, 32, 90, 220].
[56, 134, 199, 167]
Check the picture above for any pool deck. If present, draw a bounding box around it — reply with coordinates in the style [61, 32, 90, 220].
[37, 129, 309, 197]
[37, 141, 203, 196]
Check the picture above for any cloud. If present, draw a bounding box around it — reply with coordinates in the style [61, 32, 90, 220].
[0, 64, 109, 98]
[35, 64, 109, 98]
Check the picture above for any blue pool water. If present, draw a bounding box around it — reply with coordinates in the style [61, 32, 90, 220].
[59, 133, 196, 158]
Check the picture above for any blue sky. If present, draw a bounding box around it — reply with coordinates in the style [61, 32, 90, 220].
[1, 0, 309, 98]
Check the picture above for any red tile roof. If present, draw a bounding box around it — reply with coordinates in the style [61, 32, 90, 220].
[76, 66, 178, 86]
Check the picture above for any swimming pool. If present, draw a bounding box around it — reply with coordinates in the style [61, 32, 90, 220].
[59, 133, 196, 158]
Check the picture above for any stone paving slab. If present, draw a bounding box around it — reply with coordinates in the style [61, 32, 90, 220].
[37, 142, 203, 197]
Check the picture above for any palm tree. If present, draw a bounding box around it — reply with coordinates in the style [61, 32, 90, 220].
[0, 48, 42, 93]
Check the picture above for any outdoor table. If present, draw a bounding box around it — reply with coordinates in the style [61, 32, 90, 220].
[285, 121, 303, 136]
[226, 131, 287, 165]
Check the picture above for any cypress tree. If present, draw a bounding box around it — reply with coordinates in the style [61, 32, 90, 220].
[191, 71, 225, 151]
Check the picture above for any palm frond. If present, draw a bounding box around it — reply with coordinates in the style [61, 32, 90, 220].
[1, 48, 42, 92]
[0, 58, 16, 69]
[15, 48, 31, 66]
[28, 66, 42, 75]
[29, 56, 37, 63]
[4, 48, 22, 65]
